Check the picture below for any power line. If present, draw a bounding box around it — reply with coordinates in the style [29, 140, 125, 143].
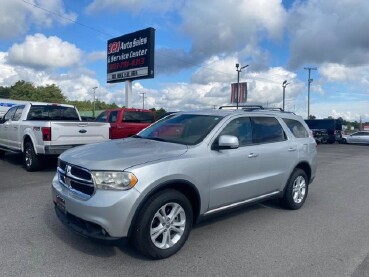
[19, 0, 289, 86]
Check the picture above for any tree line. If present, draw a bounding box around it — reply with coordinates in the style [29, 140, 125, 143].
[0, 80, 167, 118]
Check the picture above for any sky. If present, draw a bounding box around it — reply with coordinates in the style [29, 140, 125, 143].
[0, 0, 369, 121]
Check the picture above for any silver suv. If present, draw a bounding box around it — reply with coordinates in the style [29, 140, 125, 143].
[52, 106, 317, 259]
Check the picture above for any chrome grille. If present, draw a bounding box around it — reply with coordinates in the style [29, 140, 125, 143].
[58, 159, 95, 197]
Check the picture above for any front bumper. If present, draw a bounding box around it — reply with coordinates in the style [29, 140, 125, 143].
[51, 173, 141, 238]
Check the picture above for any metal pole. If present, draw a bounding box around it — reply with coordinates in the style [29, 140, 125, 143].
[92, 86, 98, 118]
[140, 92, 146, 109]
[235, 64, 249, 109]
[282, 80, 289, 111]
[304, 67, 317, 119]
[237, 68, 240, 109]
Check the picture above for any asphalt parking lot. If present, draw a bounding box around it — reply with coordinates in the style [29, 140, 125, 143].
[1, 144, 369, 277]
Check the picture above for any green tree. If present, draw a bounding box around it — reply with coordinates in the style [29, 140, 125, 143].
[0, 86, 11, 98]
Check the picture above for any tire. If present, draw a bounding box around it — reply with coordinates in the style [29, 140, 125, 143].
[23, 142, 41, 171]
[341, 138, 347, 144]
[0, 150, 5, 159]
[281, 169, 309, 210]
[132, 189, 193, 259]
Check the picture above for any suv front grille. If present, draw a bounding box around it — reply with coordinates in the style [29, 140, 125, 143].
[58, 160, 94, 198]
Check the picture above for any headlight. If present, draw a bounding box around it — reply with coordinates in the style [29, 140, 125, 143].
[91, 171, 138, 190]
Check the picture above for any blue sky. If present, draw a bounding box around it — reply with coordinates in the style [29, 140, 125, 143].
[0, 0, 369, 121]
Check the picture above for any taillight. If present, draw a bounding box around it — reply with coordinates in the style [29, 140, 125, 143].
[42, 127, 51, 141]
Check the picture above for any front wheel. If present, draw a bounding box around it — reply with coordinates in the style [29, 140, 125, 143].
[281, 169, 309, 210]
[23, 142, 41, 171]
[132, 189, 193, 259]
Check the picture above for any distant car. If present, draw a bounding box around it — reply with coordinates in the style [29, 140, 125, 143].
[341, 131, 369, 144]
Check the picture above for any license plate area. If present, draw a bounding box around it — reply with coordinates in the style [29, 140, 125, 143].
[55, 194, 66, 213]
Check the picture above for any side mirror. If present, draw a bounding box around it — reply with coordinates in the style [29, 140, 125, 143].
[217, 135, 239, 149]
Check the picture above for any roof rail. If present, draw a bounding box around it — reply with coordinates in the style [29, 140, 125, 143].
[219, 105, 264, 110]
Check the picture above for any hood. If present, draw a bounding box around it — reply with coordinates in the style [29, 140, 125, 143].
[59, 137, 188, 171]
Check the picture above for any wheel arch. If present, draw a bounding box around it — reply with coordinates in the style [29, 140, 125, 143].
[282, 162, 311, 197]
[128, 179, 201, 237]
[22, 134, 34, 152]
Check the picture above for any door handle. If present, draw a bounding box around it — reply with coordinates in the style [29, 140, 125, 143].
[248, 153, 258, 158]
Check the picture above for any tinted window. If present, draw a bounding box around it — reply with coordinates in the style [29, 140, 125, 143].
[108, 111, 118, 123]
[251, 117, 286, 144]
[95, 111, 109, 122]
[138, 114, 223, 145]
[219, 117, 252, 146]
[27, 105, 79, 121]
[123, 111, 155, 123]
[283, 118, 309, 138]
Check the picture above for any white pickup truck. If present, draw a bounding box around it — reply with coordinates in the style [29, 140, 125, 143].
[0, 102, 110, 171]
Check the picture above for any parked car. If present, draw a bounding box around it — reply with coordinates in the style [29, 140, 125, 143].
[0, 102, 110, 171]
[52, 107, 317, 259]
[340, 131, 369, 144]
[95, 108, 156, 139]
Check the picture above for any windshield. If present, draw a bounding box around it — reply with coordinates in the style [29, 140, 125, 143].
[137, 114, 223, 145]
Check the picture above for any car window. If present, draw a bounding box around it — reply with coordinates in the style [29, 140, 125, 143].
[138, 114, 223, 145]
[251, 116, 286, 144]
[123, 111, 155, 123]
[219, 117, 252, 146]
[108, 110, 118, 123]
[13, 105, 25, 121]
[95, 111, 109, 122]
[3, 107, 17, 121]
[283, 118, 309, 138]
[27, 105, 79, 121]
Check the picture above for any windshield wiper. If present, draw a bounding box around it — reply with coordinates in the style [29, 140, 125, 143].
[131, 135, 143, 138]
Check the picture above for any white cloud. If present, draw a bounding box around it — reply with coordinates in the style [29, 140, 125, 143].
[287, 0, 369, 68]
[0, 0, 77, 40]
[85, 0, 181, 14]
[179, 0, 286, 59]
[7, 34, 82, 69]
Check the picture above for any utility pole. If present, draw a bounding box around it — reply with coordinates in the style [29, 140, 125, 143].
[236, 63, 249, 109]
[304, 67, 317, 119]
[140, 92, 146, 109]
[92, 86, 98, 118]
[282, 80, 289, 111]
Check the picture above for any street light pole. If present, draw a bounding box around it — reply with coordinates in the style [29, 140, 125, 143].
[304, 67, 317, 119]
[282, 80, 289, 111]
[140, 92, 146, 109]
[236, 64, 249, 109]
[92, 86, 98, 118]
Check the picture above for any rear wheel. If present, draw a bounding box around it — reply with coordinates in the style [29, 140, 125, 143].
[281, 169, 309, 210]
[132, 189, 193, 259]
[23, 142, 41, 171]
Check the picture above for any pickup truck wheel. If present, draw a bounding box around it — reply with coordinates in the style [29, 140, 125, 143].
[281, 169, 309, 210]
[24, 142, 41, 171]
[132, 189, 193, 259]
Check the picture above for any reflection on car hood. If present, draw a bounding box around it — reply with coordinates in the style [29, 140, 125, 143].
[59, 138, 188, 171]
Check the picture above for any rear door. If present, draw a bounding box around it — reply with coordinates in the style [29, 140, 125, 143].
[0, 107, 17, 148]
[6, 105, 25, 149]
[249, 116, 297, 195]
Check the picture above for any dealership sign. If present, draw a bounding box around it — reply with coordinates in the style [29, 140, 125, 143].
[107, 28, 155, 83]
